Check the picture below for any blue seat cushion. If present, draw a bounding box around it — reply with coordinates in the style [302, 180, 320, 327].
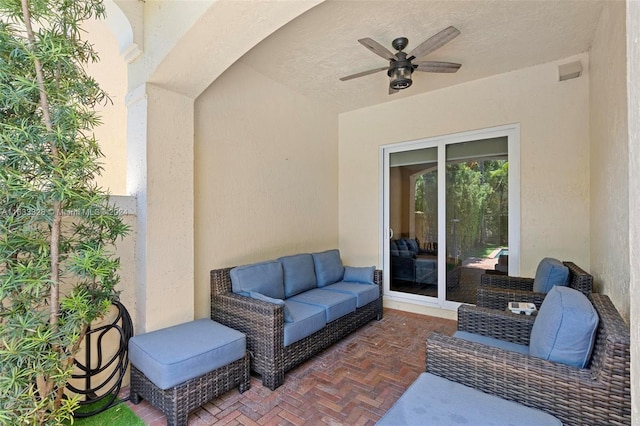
[377, 373, 562, 426]
[343, 266, 375, 284]
[289, 288, 356, 322]
[321, 282, 379, 308]
[532, 258, 569, 293]
[129, 319, 246, 390]
[529, 286, 599, 368]
[312, 249, 344, 287]
[278, 253, 317, 298]
[453, 331, 529, 355]
[282, 300, 326, 346]
[230, 260, 285, 299]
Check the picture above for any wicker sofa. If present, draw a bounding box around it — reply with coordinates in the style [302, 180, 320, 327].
[210, 249, 383, 390]
[426, 292, 631, 425]
[476, 260, 592, 310]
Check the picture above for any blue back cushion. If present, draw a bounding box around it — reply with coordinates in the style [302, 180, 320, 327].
[529, 286, 599, 368]
[532, 258, 570, 293]
[230, 260, 285, 299]
[396, 240, 408, 252]
[312, 249, 344, 287]
[405, 238, 419, 254]
[278, 253, 317, 298]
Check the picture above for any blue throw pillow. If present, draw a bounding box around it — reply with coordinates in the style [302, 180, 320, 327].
[529, 286, 599, 368]
[230, 260, 285, 299]
[532, 258, 570, 293]
[312, 249, 344, 287]
[343, 266, 375, 284]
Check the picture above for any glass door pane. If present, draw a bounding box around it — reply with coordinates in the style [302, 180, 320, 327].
[388, 147, 439, 299]
[445, 139, 509, 304]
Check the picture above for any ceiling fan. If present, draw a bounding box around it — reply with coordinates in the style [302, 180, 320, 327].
[340, 26, 462, 94]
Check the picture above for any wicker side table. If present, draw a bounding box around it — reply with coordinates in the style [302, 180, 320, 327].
[129, 319, 250, 426]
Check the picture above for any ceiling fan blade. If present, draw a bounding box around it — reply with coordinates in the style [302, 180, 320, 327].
[407, 26, 461, 60]
[340, 66, 388, 81]
[358, 38, 396, 61]
[413, 61, 461, 73]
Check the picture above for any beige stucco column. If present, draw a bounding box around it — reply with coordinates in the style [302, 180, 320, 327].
[127, 83, 194, 333]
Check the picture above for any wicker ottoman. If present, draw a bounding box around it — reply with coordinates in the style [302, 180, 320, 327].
[129, 319, 250, 426]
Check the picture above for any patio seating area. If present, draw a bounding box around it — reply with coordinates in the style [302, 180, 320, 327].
[123, 309, 457, 425]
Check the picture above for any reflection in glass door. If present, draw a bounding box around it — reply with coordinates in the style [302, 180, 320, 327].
[388, 147, 439, 299]
[383, 126, 518, 308]
[445, 140, 509, 304]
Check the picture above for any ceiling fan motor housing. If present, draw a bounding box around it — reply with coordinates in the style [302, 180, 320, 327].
[388, 51, 414, 90]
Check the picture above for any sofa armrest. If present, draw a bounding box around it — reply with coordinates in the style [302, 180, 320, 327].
[458, 304, 534, 345]
[479, 274, 535, 291]
[211, 291, 284, 377]
[426, 333, 596, 425]
[476, 287, 547, 310]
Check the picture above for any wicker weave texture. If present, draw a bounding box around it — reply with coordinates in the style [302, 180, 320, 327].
[211, 267, 383, 390]
[130, 353, 250, 426]
[477, 261, 593, 310]
[427, 293, 630, 425]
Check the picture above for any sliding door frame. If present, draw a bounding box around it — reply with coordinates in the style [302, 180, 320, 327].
[380, 123, 520, 311]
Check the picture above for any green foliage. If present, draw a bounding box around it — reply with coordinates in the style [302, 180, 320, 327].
[415, 160, 508, 259]
[0, 0, 129, 424]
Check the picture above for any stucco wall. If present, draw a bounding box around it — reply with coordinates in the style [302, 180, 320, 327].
[84, 16, 128, 195]
[589, 0, 630, 321]
[193, 61, 339, 319]
[339, 54, 591, 283]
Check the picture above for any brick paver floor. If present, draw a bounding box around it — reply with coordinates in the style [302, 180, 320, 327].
[120, 308, 457, 425]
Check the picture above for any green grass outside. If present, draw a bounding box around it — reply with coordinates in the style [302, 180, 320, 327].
[65, 396, 144, 426]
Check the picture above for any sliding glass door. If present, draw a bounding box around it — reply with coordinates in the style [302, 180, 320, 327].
[382, 125, 519, 309]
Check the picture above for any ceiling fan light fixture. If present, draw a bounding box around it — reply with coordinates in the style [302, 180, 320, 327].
[388, 61, 413, 90]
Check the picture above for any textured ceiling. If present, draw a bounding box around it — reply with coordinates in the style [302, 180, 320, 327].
[238, 0, 604, 113]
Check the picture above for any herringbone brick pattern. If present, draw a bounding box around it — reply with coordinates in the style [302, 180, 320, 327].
[124, 308, 457, 425]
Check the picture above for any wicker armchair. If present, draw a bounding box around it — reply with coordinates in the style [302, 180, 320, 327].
[210, 267, 383, 390]
[476, 261, 592, 310]
[426, 293, 630, 425]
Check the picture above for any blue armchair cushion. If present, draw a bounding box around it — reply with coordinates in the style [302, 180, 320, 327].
[529, 286, 599, 368]
[343, 266, 375, 284]
[278, 253, 317, 298]
[454, 330, 529, 355]
[312, 249, 344, 287]
[532, 257, 569, 293]
[230, 260, 285, 300]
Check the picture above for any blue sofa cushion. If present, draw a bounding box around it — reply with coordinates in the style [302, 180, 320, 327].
[230, 260, 285, 300]
[396, 239, 408, 252]
[343, 266, 375, 284]
[405, 238, 419, 253]
[282, 300, 326, 346]
[278, 253, 317, 298]
[529, 286, 599, 368]
[453, 331, 529, 355]
[129, 319, 246, 390]
[243, 291, 293, 322]
[377, 373, 562, 426]
[321, 282, 379, 308]
[289, 288, 356, 322]
[312, 249, 344, 287]
[532, 257, 570, 293]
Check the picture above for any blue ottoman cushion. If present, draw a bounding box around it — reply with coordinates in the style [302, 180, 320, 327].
[377, 373, 562, 426]
[129, 319, 246, 390]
